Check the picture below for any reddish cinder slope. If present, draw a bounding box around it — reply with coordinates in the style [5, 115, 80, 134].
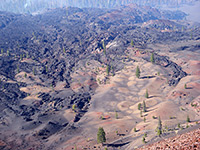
[138, 128, 200, 150]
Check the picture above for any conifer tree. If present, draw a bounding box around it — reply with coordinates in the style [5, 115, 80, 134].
[138, 103, 141, 110]
[157, 116, 162, 136]
[140, 110, 143, 117]
[102, 40, 106, 55]
[184, 83, 187, 89]
[33, 67, 35, 75]
[1, 48, 3, 54]
[115, 110, 118, 119]
[97, 127, 106, 145]
[143, 100, 147, 112]
[150, 53, 155, 63]
[142, 136, 146, 143]
[178, 123, 181, 128]
[106, 65, 110, 75]
[63, 47, 66, 53]
[187, 115, 190, 123]
[134, 127, 137, 132]
[72, 104, 76, 112]
[131, 40, 134, 47]
[17, 65, 19, 73]
[145, 89, 149, 98]
[7, 50, 9, 56]
[144, 116, 146, 122]
[135, 66, 140, 78]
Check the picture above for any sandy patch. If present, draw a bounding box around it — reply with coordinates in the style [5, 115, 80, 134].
[118, 87, 130, 93]
[20, 85, 51, 94]
[23, 95, 41, 101]
[127, 80, 137, 86]
[118, 101, 133, 111]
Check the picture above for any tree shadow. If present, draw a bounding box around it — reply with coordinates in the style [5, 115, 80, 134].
[141, 75, 156, 79]
[186, 87, 193, 89]
[148, 107, 158, 112]
[148, 95, 157, 98]
[107, 141, 130, 147]
[143, 113, 148, 117]
[117, 133, 125, 136]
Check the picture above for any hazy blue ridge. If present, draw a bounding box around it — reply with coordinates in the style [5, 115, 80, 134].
[0, 0, 198, 14]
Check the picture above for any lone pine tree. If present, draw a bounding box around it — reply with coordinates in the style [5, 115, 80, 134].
[97, 127, 106, 145]
[157, 116, 162, 136]
[136, 66, 140, 78]
[187, 115, 190, 123]
[145, 89, 149, 98]
[131, 40, 134, 47]
[143, 100, 147, 112]
[150, 53, 155, 63]
[102, 40, 106, 55]
[106, 65, 110, 75]
[184, 83, 187, 89]
[138, 103, 141, 110]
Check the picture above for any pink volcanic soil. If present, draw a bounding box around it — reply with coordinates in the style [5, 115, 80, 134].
[189, 82, 200, 91]
[62, 136, 90, 150]
[138, 128, 200, 150]
[184, 60, 200, 75]
[190, 96, 200, 113]
[168, 90, 188, 99]
[148, 101, 180, 120]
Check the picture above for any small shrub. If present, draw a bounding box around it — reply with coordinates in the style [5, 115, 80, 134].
[180, 107, 185, 111]
[134, 127, 137, 132]
[144, 133, 147, 137]
[143, 100, 147, 112]
[142, 136, 146, 143]
[140, 110, 143, 117]
[152, 116, 156, 119]
[72, 104, 76, 111]
[144, 117, 146, 122]
[100, 116, 105, 120]
[115, 111, 118, 119]
[169, 116, 176, 119]
[186, 115, 190, 123]
[138, 103, 141, 110]
[184, 83, 187, 89]
[145, 89, 149, 99]
[157, 128, 161, 136]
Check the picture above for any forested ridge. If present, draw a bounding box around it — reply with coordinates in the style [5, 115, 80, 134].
[0, 0, 198, 14]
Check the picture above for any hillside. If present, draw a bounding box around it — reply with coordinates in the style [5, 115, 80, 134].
[0, 4, 200, 150]
[0, 0, 198, 14]
[138, 127, 200, 149]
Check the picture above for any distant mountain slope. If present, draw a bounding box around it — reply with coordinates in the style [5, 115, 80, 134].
[0, 0, 198, 14]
